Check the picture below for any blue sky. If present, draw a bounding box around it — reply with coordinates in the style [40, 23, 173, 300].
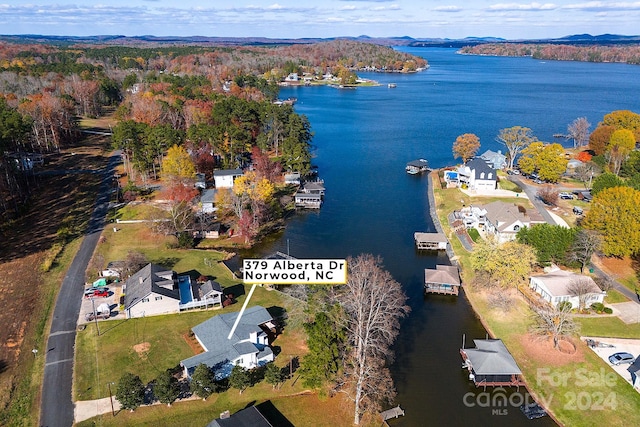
[1, 1, 639, 39]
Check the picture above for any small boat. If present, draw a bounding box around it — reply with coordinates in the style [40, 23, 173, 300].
[520, 402, 547, 419]
[406, 159, 430, 174]
[388, 83, 397, 88]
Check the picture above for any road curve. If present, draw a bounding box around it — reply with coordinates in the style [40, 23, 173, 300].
[39, 152, 120, 427]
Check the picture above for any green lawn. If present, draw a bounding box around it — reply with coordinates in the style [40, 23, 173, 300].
[605, 289, 630, 304]
[576, 317, 640, 339]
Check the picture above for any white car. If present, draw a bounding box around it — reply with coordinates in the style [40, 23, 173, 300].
[559, 192, 574, 200]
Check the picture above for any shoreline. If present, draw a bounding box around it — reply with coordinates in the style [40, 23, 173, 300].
[427, 169, 563, 426]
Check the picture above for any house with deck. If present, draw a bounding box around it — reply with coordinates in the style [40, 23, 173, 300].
[200, 189, 218, 213]
[424, 265, 461, 296]
[181, 305, 276, 379]
[529, 268, 605, 309]
[124, 263, 224, 318]
[457, 157, 497, 191]
[479, 201, 546, 243]
[213, 169, 243, 188]
[461, 339, 525, 388]
[300, 181, 325, 197]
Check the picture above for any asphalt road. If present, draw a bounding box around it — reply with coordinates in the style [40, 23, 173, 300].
[39, 152, 120, 427]
[508, 175, 640, 306]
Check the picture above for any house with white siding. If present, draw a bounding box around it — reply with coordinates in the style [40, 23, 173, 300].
[181, 306, 276, 378]
[529, 268, 605, 309]
[457, 157, 497, 192]
[213, 169, 243, 188]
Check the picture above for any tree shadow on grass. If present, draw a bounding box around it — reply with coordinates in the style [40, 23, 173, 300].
[150, 257, 180, 269]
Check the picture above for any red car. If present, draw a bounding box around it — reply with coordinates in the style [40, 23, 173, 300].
[85, 289, 109, 298]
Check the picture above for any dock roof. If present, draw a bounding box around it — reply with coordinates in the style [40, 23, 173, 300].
[414, 232, 448, 243]
[425, 265, 460, 285]
[464, 339, 521, 375]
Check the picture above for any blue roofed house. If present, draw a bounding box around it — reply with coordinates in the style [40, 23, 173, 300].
[181, 306, 276, 378]
[479, 149, 507, 170]
[457, 157, 497, 192]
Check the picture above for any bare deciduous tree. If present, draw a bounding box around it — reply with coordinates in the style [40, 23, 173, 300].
[122, 251, 148, 278]
[338, 254, 410, 425]
[567, 117, 591, 148]
[488, 290, 515, 312]
[569, 229, 602, 273]
[537, 185, 559, 205]
[574, 163, 600, 189]
[567, 277, 597, 311]
[530, 303, 579, 350]
[496, 126, 536, 170]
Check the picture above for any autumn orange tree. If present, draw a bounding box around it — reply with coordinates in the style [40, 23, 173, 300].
[452, 133, 480, 164]
[588, 125, 615, 156]
[582, 186, 640, 257]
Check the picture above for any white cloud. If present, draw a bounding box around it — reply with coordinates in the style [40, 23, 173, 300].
[433, 6, 463, 12]
[563, 2, 640, 11]
[489, 2, 558, 11]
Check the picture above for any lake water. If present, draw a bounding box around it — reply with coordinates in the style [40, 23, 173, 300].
[248, 48, 640, 425]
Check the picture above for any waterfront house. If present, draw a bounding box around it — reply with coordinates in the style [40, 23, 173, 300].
[529, 268, 605, 309]
[181, 305, 276, 379]
[424, 265, 461, 296]
[460, 339, 525, 387]
[213, 169, 243, 188]
[479, 150, 507, 170]
[414, 232, 448, 250]
[479, 201, 546, 243]
[284, 172, 301, 185]
[457, 157, 497, 192]
[193, 219, 221, 239]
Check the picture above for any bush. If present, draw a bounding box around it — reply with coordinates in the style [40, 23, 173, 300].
[603, 307, 613, 314]
[591, 302, 605, 313]
[557, 301, 573, 312]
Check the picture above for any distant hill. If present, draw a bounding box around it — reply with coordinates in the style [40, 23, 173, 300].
[0, 33, 638, 47]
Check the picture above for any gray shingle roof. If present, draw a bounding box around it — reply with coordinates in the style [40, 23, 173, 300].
[124, 263, 179, 310]
[425, 265, 460, 286]
[181, 306, 273, 373]
[213, 169, 243, 176]
[464, 339, 521, 375]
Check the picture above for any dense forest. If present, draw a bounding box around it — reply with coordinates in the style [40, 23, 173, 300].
[0, 40, 427, 222]
[459, 43, 640, 65]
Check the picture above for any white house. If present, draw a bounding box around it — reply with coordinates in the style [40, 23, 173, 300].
[213, 169, 243, 188]
[124, 264, 224, 318]
[529, 268, 605, 309]
[284, 73, 299, 82]
[200, 188, 217, 213]
[124, 263, 181, 318]
[457, 157, 497, 192]
[479, 201, 546, 243]
[181, 305, 276, 378]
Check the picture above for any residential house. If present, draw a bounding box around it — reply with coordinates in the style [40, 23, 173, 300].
[529, 268, 605, 309]
[284, 73, 299, 82]
[480, 201, 546, 243]
[284, 172, 301, 185]
[200, 188, 218, 213]
[424, 264, 461, 295]
[207, 401, 292, 427]
[213, 169, 243, 188]
[181, 305, 276, 378]
[457, 157, 497, 192]
[460, 339, 525, 387]
[124, 263, 224, 317]
[194, 220, 221, 239]
[479, 149, 507, 170]
[124, 263, 181, 318]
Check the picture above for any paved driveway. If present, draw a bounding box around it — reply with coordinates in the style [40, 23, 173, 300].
[583, 336, 640, 391]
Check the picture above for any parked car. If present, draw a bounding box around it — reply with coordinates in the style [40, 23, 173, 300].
[608, 352, 635, 365]
[573, 206, 584, 215]
[559, 192, 574, 200]
[84, 286, 109, 296]
[533, 178, 544, 184]
[85, 289, 109, 298]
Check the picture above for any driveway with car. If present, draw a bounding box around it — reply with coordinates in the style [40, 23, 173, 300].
[583, 336, 640, 391]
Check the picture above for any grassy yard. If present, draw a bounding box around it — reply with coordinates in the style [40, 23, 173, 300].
[432, 175, 640, 427]
[605, 289, 630, 304]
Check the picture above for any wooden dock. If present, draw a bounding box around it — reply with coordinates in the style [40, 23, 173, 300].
[380, 405, 405, 422]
